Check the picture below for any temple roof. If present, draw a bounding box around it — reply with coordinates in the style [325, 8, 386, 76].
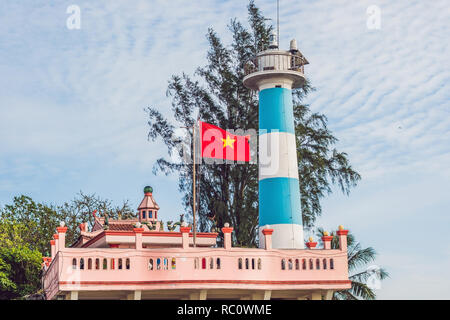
[95, 217, 149, 231]
[107, 222, 138, 231]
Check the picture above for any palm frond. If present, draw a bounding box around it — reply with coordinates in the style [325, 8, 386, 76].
[348, 246, 376, 271]
[378, 267, 390, 280]
[333, 289, 358, 300]
[349, 280, 376, 300]
[349, 270, 374, 286]
[316, 226, 389, 300]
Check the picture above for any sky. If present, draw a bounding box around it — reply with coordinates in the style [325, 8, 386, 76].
[0, 0, 449, 299]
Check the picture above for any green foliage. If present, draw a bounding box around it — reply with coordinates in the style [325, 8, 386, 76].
[145, 1, 360, 246]
[0, 192, 136, 299]
[0, 257, 16, 295]
[0, 192, 137, 254]
[0, 218, 32, 249]
[316, 227, 389, 300]
[57, 191, 136, 246]
[295, 103, 361, 227]
[0, 196, 61, 256]
[0, 219, 42, 300]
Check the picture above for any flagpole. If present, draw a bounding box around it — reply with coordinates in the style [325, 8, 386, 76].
[192, 122, 197, 248]
[197, 118, 201, 242]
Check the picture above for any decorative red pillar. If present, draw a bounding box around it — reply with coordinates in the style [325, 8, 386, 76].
[134, 227, 144, 249]
[53, 234, 59, 253]
[57, 224, 68, 250]
[180, 225, 191, 249]
[337, 225, 349, 251]
[50, 240, 56, 259]
[322, 231, 334, 250]
[262, 229, 274, 250]
[222, 224, 233, 250]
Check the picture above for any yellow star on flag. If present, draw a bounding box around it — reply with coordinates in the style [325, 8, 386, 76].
[222, 135, 236, 148]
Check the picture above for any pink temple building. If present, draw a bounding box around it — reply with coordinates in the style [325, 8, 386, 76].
[42, 35, 351, 300]
[42, 186, 350, 300]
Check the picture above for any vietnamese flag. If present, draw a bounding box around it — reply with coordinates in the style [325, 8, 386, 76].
[199, 121, 251, 162]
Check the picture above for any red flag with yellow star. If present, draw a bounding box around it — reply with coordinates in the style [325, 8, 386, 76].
[199, 121, 251, 162]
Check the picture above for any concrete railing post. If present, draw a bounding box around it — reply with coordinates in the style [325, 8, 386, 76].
[53, 234, 59, 253]
[262, 229, 274, 250]
[337, 225, 349, 251]
[222, 225, 233, 250]
[180, 226, 191, 249]
[322, 232, 333, 250]
[134, 228, 144, 249]
[50, 240, 56, 259]
[56, 225, 68, 250]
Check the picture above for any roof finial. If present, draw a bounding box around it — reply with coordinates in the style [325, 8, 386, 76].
[144, 186, 153, 194]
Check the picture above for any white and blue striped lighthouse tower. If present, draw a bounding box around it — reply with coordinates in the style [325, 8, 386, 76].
[244, 34, 309, 249]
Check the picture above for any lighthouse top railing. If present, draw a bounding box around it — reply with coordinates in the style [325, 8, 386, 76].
[244, 49, 309, 76]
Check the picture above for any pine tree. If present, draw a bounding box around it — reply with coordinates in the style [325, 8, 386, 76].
[146, 1, 360, 246]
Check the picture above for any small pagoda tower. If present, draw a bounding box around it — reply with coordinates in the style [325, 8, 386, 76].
[138, 186, 160, 223]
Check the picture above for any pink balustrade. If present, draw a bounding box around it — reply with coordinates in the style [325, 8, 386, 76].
[43, 246, 349, 300]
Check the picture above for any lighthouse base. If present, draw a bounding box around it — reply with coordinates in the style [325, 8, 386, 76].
[259, 224, 305, 249]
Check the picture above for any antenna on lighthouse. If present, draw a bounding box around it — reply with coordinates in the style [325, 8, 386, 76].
[277, 0, 280, 49]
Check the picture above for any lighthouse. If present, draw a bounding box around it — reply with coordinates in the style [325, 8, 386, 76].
[243, 32, 309, 249]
